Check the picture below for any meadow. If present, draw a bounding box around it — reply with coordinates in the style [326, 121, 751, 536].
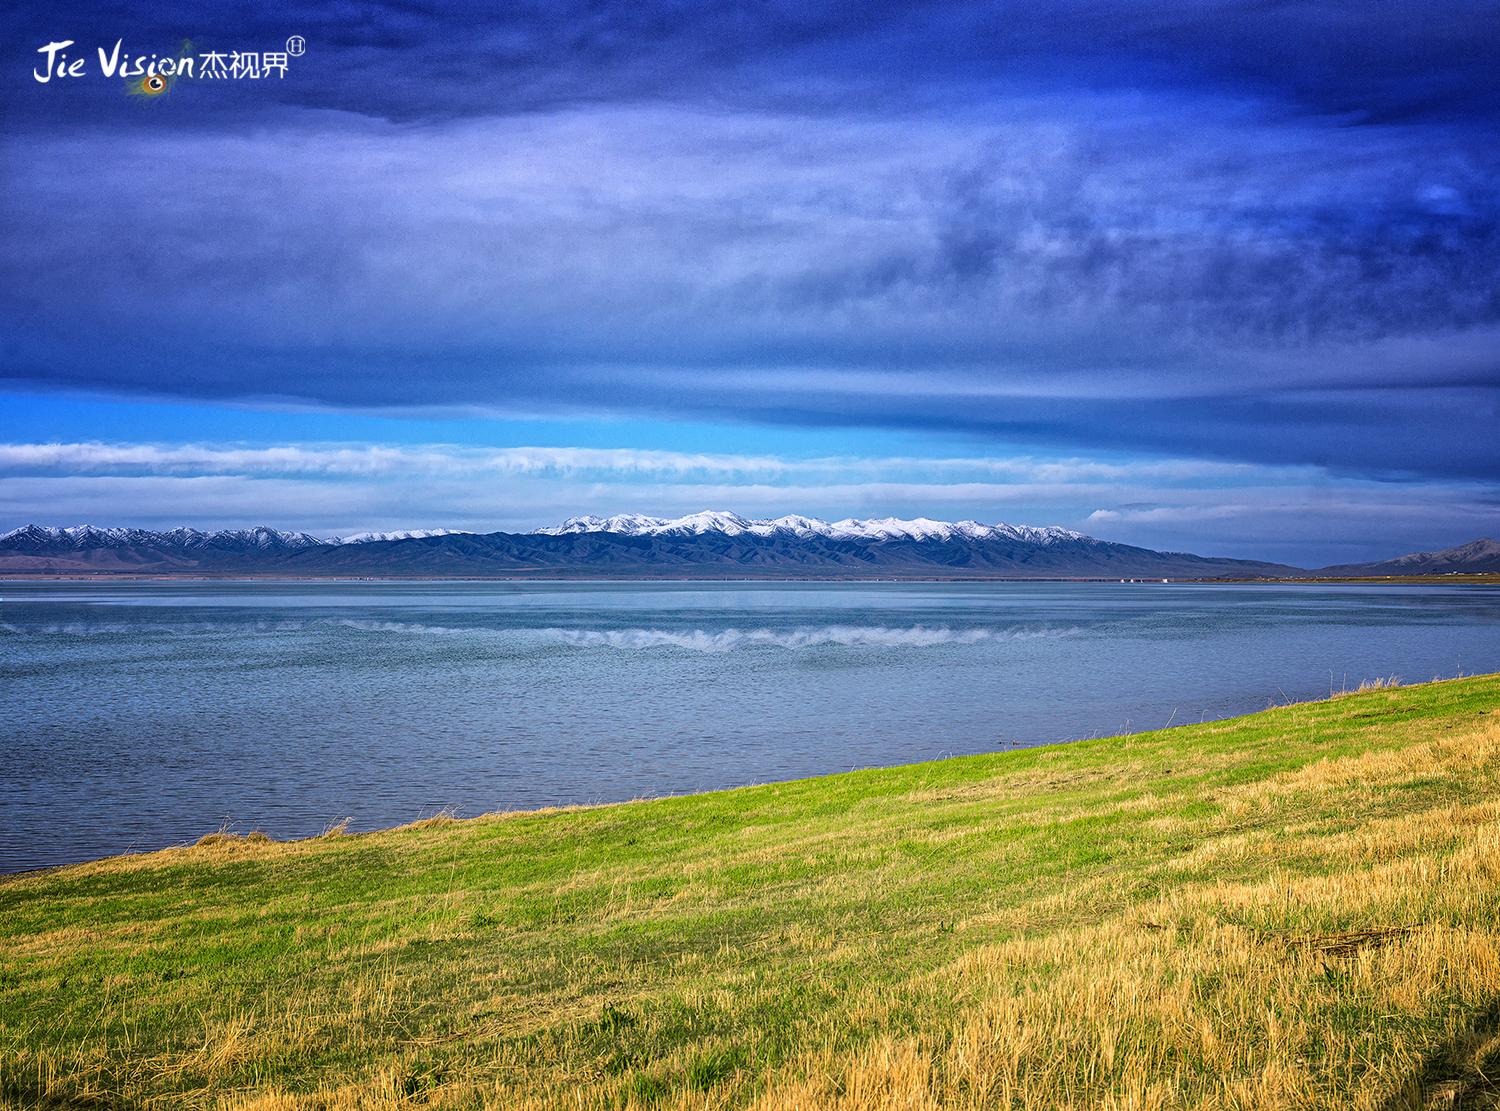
[4, 674, 1500, 1109]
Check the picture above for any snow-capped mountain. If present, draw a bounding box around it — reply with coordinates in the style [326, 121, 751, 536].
[533, 510, 1086, 545]
[0, 524, 326, 550]
[202, 527, 328, 550]
[2, 514, 1489, 579]
[0, 524, 477, 550]
[0, 515, 1326, 579]
[336, 528, 472, 544]
[0, 524, 150, 547]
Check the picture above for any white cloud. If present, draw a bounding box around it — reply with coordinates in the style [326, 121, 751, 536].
[0, 440, 1287, 483]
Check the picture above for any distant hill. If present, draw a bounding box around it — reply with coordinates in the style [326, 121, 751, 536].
[0, 512, 1299, 579]
[1318, 538, 1500, 576]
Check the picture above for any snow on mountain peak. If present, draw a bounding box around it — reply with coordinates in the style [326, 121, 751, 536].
[1, 514, 1092, 551]
[535, 513, 673, 536]
[0, 524, 157, 546]
[337, 528, 471, 545]
[0, 524, 330, 550]
[219, 527, 326, 549]
[529, 511, 1087, 544]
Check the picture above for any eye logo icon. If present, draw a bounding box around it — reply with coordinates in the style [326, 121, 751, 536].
[286, 35, 305, 56]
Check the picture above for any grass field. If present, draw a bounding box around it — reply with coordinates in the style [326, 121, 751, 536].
[4, 675, 1500, 1109]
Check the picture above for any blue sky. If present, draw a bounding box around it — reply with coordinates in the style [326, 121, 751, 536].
[2, 1, 1497, 564]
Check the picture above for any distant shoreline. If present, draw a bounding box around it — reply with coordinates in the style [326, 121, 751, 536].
[2, 572, 1498, 585]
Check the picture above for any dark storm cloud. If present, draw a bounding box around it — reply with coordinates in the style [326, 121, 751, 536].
[3, 1, 1498, 479]
[7, 1, 1498, 125]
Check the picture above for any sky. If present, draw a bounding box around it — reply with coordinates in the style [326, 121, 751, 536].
[2, 1, 1497, 565]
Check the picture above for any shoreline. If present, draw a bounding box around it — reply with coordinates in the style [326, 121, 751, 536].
[6, 673, 1500, 1107]
[6, 670, 1493, 880]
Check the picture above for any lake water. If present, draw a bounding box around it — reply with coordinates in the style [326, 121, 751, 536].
[2, 580, 1497, 871]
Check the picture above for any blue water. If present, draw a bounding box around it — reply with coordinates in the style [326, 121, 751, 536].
[2, 580, 1497, 871]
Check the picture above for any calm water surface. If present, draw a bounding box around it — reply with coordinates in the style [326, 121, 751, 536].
[3, 580, 1497, 870]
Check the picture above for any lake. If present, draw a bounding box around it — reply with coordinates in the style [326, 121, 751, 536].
[3, 579, 1497, 871]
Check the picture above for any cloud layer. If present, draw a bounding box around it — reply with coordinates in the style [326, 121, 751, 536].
[6, 2, 1500, 477]
[3, 0, 1497, 557]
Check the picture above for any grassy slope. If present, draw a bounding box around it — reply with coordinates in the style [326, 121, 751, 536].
[4, 676, 1500, 1110]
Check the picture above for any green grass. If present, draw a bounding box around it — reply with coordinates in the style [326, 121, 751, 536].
[4, 675, 1500, 1109]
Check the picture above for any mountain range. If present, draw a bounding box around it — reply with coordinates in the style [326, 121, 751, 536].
[0, 513, 1495, 579]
